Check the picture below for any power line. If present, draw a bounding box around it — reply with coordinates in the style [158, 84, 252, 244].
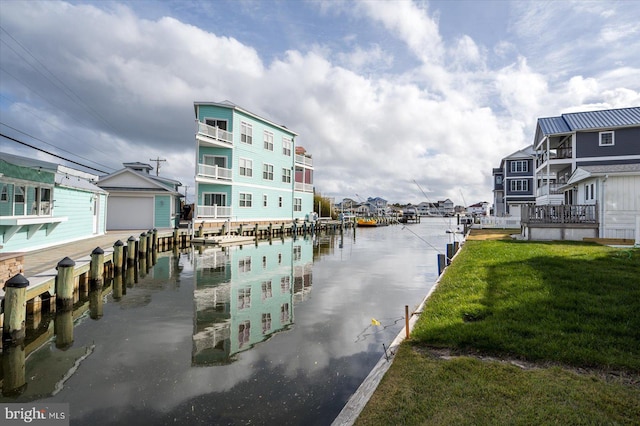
[1, 132, 108, 174]
[0, 121, 115, 172]
[149, 157, 167, 176]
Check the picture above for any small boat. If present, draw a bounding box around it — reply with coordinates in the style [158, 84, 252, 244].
[357, 218, 378, 227]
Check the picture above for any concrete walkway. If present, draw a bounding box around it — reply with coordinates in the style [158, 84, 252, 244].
[22, 230, 152, 277]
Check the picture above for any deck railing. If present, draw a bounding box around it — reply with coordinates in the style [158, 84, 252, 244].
[536, 183, 564, 197]
[197, 122, 233, 145]
[196, 205, 232, 218]
[294, 182, 313, 192]
[197, 163, 232, 180]
[295, 154, 313, 167]
[521, 204, 597, 224]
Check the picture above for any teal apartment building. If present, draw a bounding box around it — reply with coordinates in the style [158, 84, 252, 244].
[194, 101, 314, 225]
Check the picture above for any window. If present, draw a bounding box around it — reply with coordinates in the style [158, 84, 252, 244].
[238, 320, 250, 347]
[278, 196, 283, 207]
[262, 313, 271, 334]
[239, 256, 251, 273]
[599, 131, 614, 146]
[510, 180, 529, 192]
[239, 158, 253, 177]
[241, 121, 252, 144]
[203, 155, 226, 168]
[510, 160, 528, 173]
[263, 194, 268, 207]
[0, 184, 10, 202]
[262, 256, 267, 268]
[261, 280, 272, 300]
[205, 118, 227, 131]
[239, 192, 252, 207]
[281, 276, 291, 293]
[263, 164, 274, 180]
[238, 287, 251, 309]
[264, 131, 274, 151]
[14, 186, 25, 203]
[282, 168, 291, 183]
[585, 183, 596, 201]
[294, 197, 302, 212]
[495, 176, 503, 184]
[293, 245, 301, 261]
[282, 137, 292, 156]
[38, 187, 51, 215]
[204, 193, 226, 206]
[281, 303, 290, 323]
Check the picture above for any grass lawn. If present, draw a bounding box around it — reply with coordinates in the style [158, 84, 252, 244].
[356, 238, 640, 425]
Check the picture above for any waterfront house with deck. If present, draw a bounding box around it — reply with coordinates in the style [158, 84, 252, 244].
[97, 162, 182, 231]
[193, 101, 314, 227]
[0, 152, 107, 253]
[492, 146, 536, 218]
[522, 106, 640, 242]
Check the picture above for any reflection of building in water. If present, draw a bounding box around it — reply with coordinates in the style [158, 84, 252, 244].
[192, 238, 313, 365]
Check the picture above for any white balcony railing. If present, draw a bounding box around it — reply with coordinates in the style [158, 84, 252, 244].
[536, 183, 563, 197]
[295, 154, 313, 167]
[294, 182, 314, 192]
[197, 122, 233, 145]
[197, 163, 232, 181]
[197, 205, 232, 218]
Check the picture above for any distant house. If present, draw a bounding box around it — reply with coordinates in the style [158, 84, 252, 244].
[0, 152, 107, 252]
[365, 197, 388, 216]
[97, 162, 182, 230]
[492, 146, 536, 217]
[415, 202, 431, 216]
[467, 202, 490, 216]
[193, 101, 314, 224]
[523, 106, 640, 241]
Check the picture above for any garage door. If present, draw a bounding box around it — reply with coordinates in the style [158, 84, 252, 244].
[107, 196, 154, 230]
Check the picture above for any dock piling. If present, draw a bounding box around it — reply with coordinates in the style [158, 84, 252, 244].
[56, 257, 76, 310]
[2, 274, 29, 343]
[90, 247, 105, 288]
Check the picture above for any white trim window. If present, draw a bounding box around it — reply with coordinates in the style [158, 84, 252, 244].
[278, 196, 283, 207]
[239, 158, 253, 177]
[282, 168, 291, 183]
[239, 192, 252, 207]
[261, 313, 271, 334]
[263, 194, 268, 207]
[263, 163, 274, 181]
[205, 118, 227, 131]
[599, 131, 614, 146]
[510, 179, 529, 192]
[294, 197, 302, 212]
[585, 183, 596, 201]
[264, 131, 274, 151]
[241, 121, 253, 144]
[237, 286, 251, 308]
[282, 137, 292, 156]
[280, 276, 291, 293]
[510, 160, 528, 173]
[261, 280, 272, 300]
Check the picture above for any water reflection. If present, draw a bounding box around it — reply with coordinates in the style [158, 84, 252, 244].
[193, 238, 313, 365]
[1, 220, 457, 424]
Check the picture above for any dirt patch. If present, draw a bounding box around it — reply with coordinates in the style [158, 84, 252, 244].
[467, 228, 517, 241]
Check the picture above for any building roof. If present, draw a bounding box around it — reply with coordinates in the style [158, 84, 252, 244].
[537, 106, 640, 138]
[0, 152, 59, 172]
[194, 101, 298, 137]
[565, 163, 640, 186]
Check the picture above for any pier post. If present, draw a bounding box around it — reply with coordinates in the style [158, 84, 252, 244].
[54, 309, 74, 350]
[127, 236, 136, 265]
[268, 223, 273, 237]
[1, 342, 26, 396]
[2, 274, 29, 343]
[139, 232, 147, 257]
[112, 271, 123, 300]
[56, 257, 76, 310]
[405, 305, 410, 338]
[446, 244, 454, 265]
[113, 240, 124, 271]
[89, 285, 104, 320]
[437, 254, 446, 276]
[173, 228, 179, 247]
[239, 223, 244, 236]
[90, 247, 105, 288]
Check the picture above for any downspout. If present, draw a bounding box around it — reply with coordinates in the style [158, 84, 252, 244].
[600, 175, 607, 238]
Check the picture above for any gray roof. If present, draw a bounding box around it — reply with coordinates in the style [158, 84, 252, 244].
[579, 163, 640, 174]
[0, 152, 59, 172]
[537, 106, 640, 137]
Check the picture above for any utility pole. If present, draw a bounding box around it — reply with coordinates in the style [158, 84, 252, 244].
[150, 157, 167, 176]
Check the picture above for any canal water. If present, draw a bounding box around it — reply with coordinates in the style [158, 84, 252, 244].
[1, 218, 461, 425]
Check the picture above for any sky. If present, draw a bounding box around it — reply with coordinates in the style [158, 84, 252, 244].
[1, 0, 639, 206]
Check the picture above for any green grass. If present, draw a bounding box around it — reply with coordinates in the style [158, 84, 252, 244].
[356, 240, 640, 425]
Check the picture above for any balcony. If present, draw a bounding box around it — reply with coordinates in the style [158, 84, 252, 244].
[295, 154, 313, 167]
[522, 204, 597, 225]
[196, 122, 233, 147]
[197, 163, 232, 182]
[196, 205, 232, 219]
[536, 183, 563, 197]
[294, 182, 313, 193]
[535, 146, 572, 168]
